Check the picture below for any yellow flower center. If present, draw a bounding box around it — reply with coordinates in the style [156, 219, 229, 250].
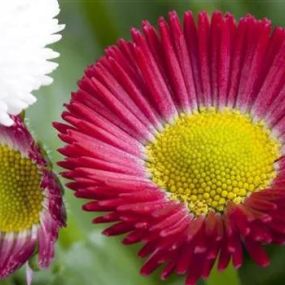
[145, 108, 281, 216]
[0, 145, 43, 232]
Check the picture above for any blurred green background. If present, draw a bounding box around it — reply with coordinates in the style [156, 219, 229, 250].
[3, 0, 285, 284]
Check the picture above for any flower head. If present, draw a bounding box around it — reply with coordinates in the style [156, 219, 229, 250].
[0, 0, 64, 126]
[0, 116, 65, 278]
[56, 11, 285, 284]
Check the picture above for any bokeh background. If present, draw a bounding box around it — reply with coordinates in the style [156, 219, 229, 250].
[3, 1, 285, 284]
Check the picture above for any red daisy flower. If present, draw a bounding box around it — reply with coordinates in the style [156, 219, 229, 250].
[0, 116, 65, 279]
[55, 10, 285, 284]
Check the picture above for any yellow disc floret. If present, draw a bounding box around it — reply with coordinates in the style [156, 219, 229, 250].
[0, 145, 43, 232]
[145, 108, 281, 216]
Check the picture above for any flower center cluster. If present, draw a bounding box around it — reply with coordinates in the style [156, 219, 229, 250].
[0, 145, 43, 232]
[145, 108, 281, 216]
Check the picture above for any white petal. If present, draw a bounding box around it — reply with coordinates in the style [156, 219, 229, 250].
[25, 263, 33, 285]
[23, 93, 37, 105]
[0, 0, 63, 125]
[0, 113, 14, 127]
[6, 99, 28, 115]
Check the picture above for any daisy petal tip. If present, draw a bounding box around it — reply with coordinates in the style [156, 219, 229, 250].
[25, 263, 33, 285]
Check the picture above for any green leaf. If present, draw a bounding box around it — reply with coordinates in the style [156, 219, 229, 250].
[208, 264, 240, 285]
[28, 230, 158, 285]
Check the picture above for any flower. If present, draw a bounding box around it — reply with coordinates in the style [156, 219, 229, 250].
[0, 116, 65, 278]
[55, 10, 285, 284]
[0, 0, 64, 126]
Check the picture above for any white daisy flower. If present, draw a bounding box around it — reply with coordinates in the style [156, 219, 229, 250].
[0, 0, 64, 126]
